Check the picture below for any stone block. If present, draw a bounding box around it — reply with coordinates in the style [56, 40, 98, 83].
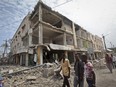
[8, 69, 13, 74]
[43, 68, 54, 78]
[26, 76, 37, 81]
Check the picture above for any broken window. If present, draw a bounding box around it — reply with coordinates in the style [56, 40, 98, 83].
[32, 28, 39, 44]
[15, 36, 17, 41]
[77, 39, 81, 49]
[63, 18, 72, 31]
[22, 33, 29, 46]
[43, 24, 63, 44]
[75, 24, 80, 36]
[52, 34, 64, 45]
[32, 35, 38, 44]
[42, 8, 62, 28]
[63, 18, 72, 27]
[43, 34, 63, 45]
[66, 34, 73, 45]
[22, 24, 26, 33]
[18, 31, 20, 35]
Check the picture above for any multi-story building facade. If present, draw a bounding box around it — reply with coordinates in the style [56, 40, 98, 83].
[11, 1, 104, 66]
[94, 35, 104, 59]
[75, 26, 104, 59]
[11, 14, 32, 66]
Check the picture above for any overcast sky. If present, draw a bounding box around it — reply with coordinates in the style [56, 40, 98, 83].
[0, 0, 116, 50]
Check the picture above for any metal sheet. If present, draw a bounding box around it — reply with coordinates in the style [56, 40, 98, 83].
[49, 44, 72, 51]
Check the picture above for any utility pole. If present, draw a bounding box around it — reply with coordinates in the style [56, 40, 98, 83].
[2, 40, 8, 58]
[102, 35, 107, 51]
[110, 42, 113, 48]
[110, 42, 115, 54]
[113, 45, 115, 53]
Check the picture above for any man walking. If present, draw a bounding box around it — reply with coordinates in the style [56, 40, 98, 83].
[74, 53, 84, 87]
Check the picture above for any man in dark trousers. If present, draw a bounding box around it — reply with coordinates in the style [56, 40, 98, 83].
[74, 53, 84, 87]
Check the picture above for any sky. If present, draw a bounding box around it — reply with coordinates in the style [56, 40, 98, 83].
[0, 0, 116, 51]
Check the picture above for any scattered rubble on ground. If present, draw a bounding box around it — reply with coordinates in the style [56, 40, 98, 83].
[0, 60, 106, 87]
[92, 59, 106, 69]
[1, 63, 70, 87]
[0, 65, 29, 75]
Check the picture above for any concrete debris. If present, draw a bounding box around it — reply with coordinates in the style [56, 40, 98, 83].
[26, 76, 37, 81]
[0, 65, 29, 75]
[43, 67, 54, 78]
[1, 70, 8, 74]
[54, 66, 62, 78]
[0, 65, 54, 86]
[93, 59, 106, 69]
[1, 64, 76, 87]
[8, 69, 13, 74]
[43, 63, 54, 68]
[23, 71, 28, 74]
[0, 62, 107, 87]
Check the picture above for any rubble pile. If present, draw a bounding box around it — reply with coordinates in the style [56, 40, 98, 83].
[0, 65, 29, 75]
[2, 64, 72, 87]
[1, 61, 106, 87]
[92, 59, 106, 69]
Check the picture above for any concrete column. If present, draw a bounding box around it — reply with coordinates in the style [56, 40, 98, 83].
[72, 22, 77, 48]
[38, 3, 43, 44]
[28, 28, 32, 46]
[20, 54, 22, 65]
[25, 53, 29, 66]
[80, 39, 83, 48]
[62, 20, 67, 46]
[63, 33, 67, 45]
[37, 47, 43, 65]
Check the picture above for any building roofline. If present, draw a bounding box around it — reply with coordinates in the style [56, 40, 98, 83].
[30, 1, 73, 24]
[31, 1, 102, 38]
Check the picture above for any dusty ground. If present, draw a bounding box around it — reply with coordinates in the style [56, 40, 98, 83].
[95, 68, 116, 87]
[1, 65, 116, 87]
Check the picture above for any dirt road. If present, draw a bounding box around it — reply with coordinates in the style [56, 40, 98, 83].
[95, 68, 116, 87]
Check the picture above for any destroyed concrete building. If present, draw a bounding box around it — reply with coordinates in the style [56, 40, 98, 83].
[11, 1, 104, 66]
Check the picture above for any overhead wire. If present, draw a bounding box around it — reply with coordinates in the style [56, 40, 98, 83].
[0, 0, 32, 30]
[52, 0, 73, 8]
[0, 19, 22, 29]
[0, 0, 74, 38]
[0, 0, 73, 29]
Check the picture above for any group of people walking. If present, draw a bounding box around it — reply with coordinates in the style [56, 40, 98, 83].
[60, 52, 96, 87]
